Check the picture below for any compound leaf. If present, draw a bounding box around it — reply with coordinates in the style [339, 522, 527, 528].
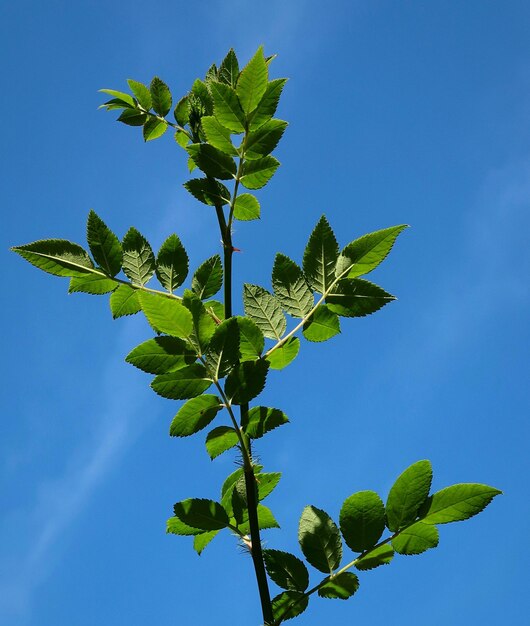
[298, 505, 342, 574]
[169, 394, 223, 437]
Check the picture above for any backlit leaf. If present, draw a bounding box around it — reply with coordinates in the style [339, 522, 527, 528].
[127, 79, 151, 110]
[386, 460, 433, 532]
[205, 317, 240, 379]
[12, 239, 94, 277]
[150, 76, 172, 116]
[243, 284, 286, 339]
[218, 49, 240, 88]
[109, 284, 141, 318]
[241, 406, 289, 439]
[303, 215, 339, 294]
[233, 193, 260, 221]
[193, 530, 220, 555]
[418, 484, 502, 525]
[205, 426, 239, 459]
[240, 156, 280, 189]
[263, 549, 309, 592]
[137, 291, 193, 338]
[69, 273, 117, 295]
[272, 253, 313, 318]
[166, 516, 202, 536]
[266, 337, 300, 370]
[355, 544, 394, 571]
[186, 143, 236, 180]
[339, 491, 386, 553]
[117, 108, 147, 126]
[151, 363, 212, 400]
[237, 504, 280, 534]
[122, 227, 156, 286]
[272, 591, 308, 622]
[302, 305, 340, 342]
[392, 522, 439, 555]
[174, 95, 190, 126]
[201, 116, 238, 155]
[249, 78, 287, 131]
[192, 255, 223, 299]
[99, 88, 135, 107]
[244, 118, 287, 160]
[326, 278, 395, 317]
[169, 394, 223, 437]
[318, 572, 359, 600]
[125, 336, 196, 374]
[143, 117, 167, 141]
[173, 498, 229, 531]
[236, 316, 264, 361]
[224, 359, 269, 404]
[237, 46, 268, 116]
[184, 178, 231, 207]
[298, 505, 342, 573]
[209, 81, 245, 133]
[182, 290, 216, 355]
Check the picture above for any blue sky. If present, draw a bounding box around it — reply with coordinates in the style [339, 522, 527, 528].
[1, 1, 529, 624]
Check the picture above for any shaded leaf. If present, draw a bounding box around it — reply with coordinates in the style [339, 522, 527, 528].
[224, 359, 269, 404]
[241, 406, 289, 439]
[193, 530, 220, 555]
[339, 491, 386, 553]
[218, 49, 240, 88]
[173, 498, 229, 531]
[318, 572, 359, 600]
[99, 88, 135, 107]
[122, 227, 156, 286]
[156, 234, 189, 293]
[117, 108, 147, 126]
[192, 255, 223, 299]
[143, 117, 167, 141]
[182, 290, 216, 355]
[174, 95, 190, 126]
[354, 544, 394, 571]
[127, 79, 151, 110]
[184, 178, 231, 207]
[326, 278, 395, 318]
[166, 516, 202, 536]
[12, 239, 94, 278]
[205, 317, 240, 379]
[86, 210, 122, 277]
[245, 118, 287, 160]
[209, 81, 245, 133]
[302, 305, 340, 342]
[125, 336, 196, 374]
[336, 225, 408, 279]
[272, 591, 308, 623]
[109, 284, 141, 318]
[237, 504, 280, 534]
[205, 426, 239, 459]
[169, 394, 223, 437]
[243, 284, 286, 339]
[298, 505, 342, 573]
[257, 472, 281, 501]
[69, 273, 117, 295]
[272, 253, 313, 318]
[151, 363, 212, 400]
[150, 76, 172, 116]
[263, 550, 309, 592]
[392, 522, 439, 555]
[302, 215, 339, 294]
[386, 460, 433, 532]
[201, 116, 238, 155]
[236, 316, 264, 361]
[175, 129, 189, 148]
[186, 143, 236, 180]
[249, 78, 288, 131]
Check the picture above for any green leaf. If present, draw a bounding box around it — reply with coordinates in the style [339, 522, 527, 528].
[201, 116, 238, 155]
[272, 253, 313, 318]
[205, 318, 240, 379]
[235, 316, 264, 361]
[418, 484, 502, 525]
[174, 129, 189, 148]
[125, 336, 196, 374]
[240, 156, 280, 189]
[244, 119, 288, 160]
[224, 359, 269, 404]
[298, 505, 342, 574]
[86, 210, 122, 277]
[302, 305, 340, 342]
[336, 225, 408, 279]
[173, 498, 229, 531]
[186, 143, 236, 180]
[386, 460, 433, 532]
[241, 406, 289, 439]
[190, 79, 214, 116]
[205, 63, 218, 83]
[209, 81, 245, 133]
[127, 79, 152, 110]
[392, 522, 439, 555]
[143, 117, 167, 141]
[99, 88, 135, 107]
[12, 239, 94, 277]
[174, 95, 190, 126]
[243, 284, 286, 339]
[221, 467, 245, 500]
[192, 255, 223, 299]
[121, 227, 156, 286]
[237, 504, 280, 533]
[302, 215, 339, 294]
[156, 234, 189, 293]
[318, 572, 359, 600]
[69, 273, 117, 295]
[193, 530, 220, 555]
[257, 472, 281, 501]
[182, 290, 216, 355]
[166, 516, 202, 536]
[205, 426, 239, 459]
[151, 363, 212, 400]
[326, 278, 395, 317]
[169, 394, 223, 437]
[272, 591, 308, 622]
[233, 193, 260, 221]
[137, 292, 193, 338]
[249, 78, 288, 131]
[263, 550, 309, 592]
[150, 76, 172, 117]
[355, 544, 394, 571]
[99, 97, 132, 111]
[184, 178, 231, 207]
[218, 49, 240, 88]
[109, 284, 141, 318]
[237, 46, 268, 116]
[266, 337, 300, 370]
[339, 491, 386, 553]
[117, 109, 147, 126]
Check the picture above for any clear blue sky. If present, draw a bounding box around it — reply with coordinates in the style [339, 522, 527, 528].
[2, 1, 529, 624]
